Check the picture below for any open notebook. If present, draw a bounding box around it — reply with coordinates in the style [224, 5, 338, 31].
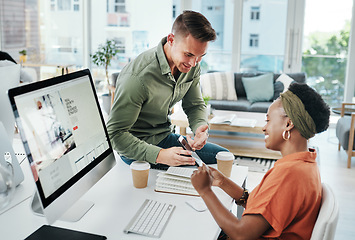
[210, 114, 257, 128]
[155, 167, 199, 196]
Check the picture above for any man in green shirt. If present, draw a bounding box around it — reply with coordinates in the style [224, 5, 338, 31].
[107, 10, 228, 168]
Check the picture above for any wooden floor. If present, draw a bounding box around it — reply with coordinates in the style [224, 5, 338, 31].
[309, 127, 355, 240]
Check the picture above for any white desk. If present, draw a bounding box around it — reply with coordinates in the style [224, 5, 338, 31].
[0, 151, 248, 240]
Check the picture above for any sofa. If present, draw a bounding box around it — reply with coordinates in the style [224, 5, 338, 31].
[200, 72, 307, 113]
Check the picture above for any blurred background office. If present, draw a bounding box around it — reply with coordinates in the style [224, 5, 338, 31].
[0, 0, 354, 109]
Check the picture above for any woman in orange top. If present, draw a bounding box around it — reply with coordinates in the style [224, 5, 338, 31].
[191, 82, 330, 239]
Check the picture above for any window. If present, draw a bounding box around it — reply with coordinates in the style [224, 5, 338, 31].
[114, 37, 126, 54]
[50, 0, 56, 11]
[241, 1, 287, 73]
[188, 0, 231, 72]
[0, 0, 26, 49]
[73, 0, 79, 11]
[57, 37, 72, 53]
[92, 0, 172, 77]
[57, 0, 71, 11]
[172, 5, 176, 18]
[2, 0, 355, 107]
[114, 0, 125, 13]
[251, 6, 260, 20]
[249, 34, 259, 47]
[302, 0, 353, 107]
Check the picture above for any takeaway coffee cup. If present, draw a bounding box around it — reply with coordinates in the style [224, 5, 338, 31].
[216, 151, 234, 177]
[130, 161, 150, 188]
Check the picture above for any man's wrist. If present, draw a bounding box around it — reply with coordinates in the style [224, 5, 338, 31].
[156, 149, 164, 164]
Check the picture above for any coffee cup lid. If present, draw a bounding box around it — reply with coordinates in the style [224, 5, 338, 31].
[130, 161, 151, 170]
[216, 151, 234, 161]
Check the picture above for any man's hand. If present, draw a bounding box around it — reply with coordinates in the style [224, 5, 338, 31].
[187, 124, 209, 150]
[156, 147, 196, 166]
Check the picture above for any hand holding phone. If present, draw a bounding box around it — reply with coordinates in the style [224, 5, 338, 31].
[178, 136, 203, 167]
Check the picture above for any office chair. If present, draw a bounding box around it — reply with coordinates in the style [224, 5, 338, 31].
[21, 67, 38, 82]
[310, 183, 339, 240]
[335, 102, 355, 168]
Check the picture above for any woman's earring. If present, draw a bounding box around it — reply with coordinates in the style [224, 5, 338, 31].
[282, 130, 290, 140]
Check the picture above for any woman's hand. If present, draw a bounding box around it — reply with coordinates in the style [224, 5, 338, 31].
[191, 165, 226, 191]
[191, 164, 213, 195]
[208, 166, 226, 187]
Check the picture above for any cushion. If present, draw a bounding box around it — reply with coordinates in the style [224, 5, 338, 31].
[249, 101, 271, 113]
[21, 67, 37, 82]
[209, 98, 250, 112]
[200, 72, 237, 101]
[273, 81, 284, 100]
[275, 73, 294, 93]
[241, 73, 274, 103]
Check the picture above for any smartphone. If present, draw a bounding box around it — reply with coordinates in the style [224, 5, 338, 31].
[178, 136, 193, 151]
[178, 136, 203, 167]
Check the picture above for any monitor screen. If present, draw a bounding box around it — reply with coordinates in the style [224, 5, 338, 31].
[8, 69, 116, 224]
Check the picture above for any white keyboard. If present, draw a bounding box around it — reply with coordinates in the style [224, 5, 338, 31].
[123, 199, 175, 238]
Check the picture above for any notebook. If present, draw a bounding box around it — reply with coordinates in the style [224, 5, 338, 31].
[210, 114, 257, 127]
[155, 167, 199, 196]
[209, 114, 236, 124]
[230, 117, 257, 128]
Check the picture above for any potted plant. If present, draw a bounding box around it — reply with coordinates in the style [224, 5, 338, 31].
[91, 39, 119, 90]
[203, 95, 211, 106]
[203, 95, 212, 116]
[19, 49, 27, 63]
[91, 39, 119, 114]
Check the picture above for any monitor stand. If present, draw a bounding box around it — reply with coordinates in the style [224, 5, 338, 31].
[31, 192, 94, 222]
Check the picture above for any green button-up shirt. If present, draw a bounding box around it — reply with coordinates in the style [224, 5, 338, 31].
[106, 37, 207, 164]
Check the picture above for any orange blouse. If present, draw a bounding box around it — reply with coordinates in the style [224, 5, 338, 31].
[243, 150, 322, 239]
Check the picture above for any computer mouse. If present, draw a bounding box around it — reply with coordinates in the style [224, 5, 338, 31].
[185, 198, 207, 212]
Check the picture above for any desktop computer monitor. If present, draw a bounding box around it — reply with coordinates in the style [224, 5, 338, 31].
[8, 69, 116, 224]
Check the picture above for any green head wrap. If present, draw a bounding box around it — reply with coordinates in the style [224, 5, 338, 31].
[280, 90, 316, 139]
